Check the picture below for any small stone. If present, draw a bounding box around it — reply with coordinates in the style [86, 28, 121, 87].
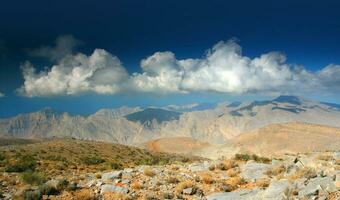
[101, 171, 122, 181]
[100, 184, 128, 194]
[183, 187, 194, 195]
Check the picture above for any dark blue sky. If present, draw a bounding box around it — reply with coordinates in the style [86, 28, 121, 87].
[1, 0, 340, 117]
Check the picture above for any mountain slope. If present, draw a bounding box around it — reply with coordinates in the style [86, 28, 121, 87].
[0, 96, 339, 145]
[232, 122, 340, 155]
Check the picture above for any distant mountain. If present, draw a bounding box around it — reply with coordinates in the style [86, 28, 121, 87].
[125, 108, 181, 124]
[0, 96, 339, 145]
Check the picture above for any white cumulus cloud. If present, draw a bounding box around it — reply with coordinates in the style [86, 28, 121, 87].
[18, 37, 340, 97]
[18, 49, 129, 97]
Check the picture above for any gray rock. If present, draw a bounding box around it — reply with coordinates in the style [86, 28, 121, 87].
[189, 161, 210, 172]
[45, 179, 59, 188]
[261, 180, 290, 200]
[333, 152, 340, 161]
[206, 189, 260, 200]
[100, 184, 128, 194]
[183, 187, 194, 195]
[298, 177, 337, 198]
[240, 162, 271, 182]
[101, 170, 122, 181]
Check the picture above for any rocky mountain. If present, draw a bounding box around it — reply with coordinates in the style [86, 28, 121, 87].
[0, 96, 340, 145]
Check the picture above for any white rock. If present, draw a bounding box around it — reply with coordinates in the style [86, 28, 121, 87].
[101, 171, 122, 181]
[240, 162, 271, 182]
[100, 184, 128, 194]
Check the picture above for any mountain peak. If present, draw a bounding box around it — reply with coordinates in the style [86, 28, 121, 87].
[272, 95, 302, 105]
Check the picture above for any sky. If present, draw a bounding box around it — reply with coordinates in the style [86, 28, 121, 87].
[1, 0, 340, 117]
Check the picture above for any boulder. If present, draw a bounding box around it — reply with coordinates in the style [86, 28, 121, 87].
[261, 180, 291, 200]
[101, 171, 122, 181]
[100, 184, 128, 194]
[189, 161, 210, 172]
[240, 162, 271, 182]
[298, 177, 337, 198]
[206, 189, 260, 200]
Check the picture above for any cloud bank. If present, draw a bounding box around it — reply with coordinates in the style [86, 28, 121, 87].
[0, 92, 4, 97]
[19, 36, 340, 97]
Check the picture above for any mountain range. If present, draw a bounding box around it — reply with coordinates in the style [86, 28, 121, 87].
[1, 95, 340, 146]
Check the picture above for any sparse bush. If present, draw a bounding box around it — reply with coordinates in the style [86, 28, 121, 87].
[83, 156, 105, 165]
[144, 168, 155, 177]
[218, 160, 237, 170]
[234, 153, 271, 163]
[0, 152, 5, 161]
[256, 178, 270, 188]
[74, 188, 97, 200]
[226, 168, 239, 177]
[56, 179, 69, 191]
[175, 180, 194, 194]
[111, 162, 122, 170]
[223, 177, 245, 191]
[5, 154, 36, 172]
[39, 184, 59, 195]
[46, 155, 67, 162]
[208, 164, 216, 171]
[235, 153, 251, 161]
[95, 173, 102, 179]
[288, 167, 317, 181]
[166, 176, 179, 184]
[317, 154, 332, 161]
[22, 172, 46, 185]
[23, 189, 42, 200]
[131, 181, 143, 190]
[266, 165, 286, 177]
[201, 173, 214, 184]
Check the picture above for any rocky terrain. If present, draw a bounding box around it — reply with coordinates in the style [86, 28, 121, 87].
[0, 139, 339, 199]
[1, 96, 340, 145]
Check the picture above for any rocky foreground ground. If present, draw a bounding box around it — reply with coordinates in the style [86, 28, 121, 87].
[1, 150, 339, 200]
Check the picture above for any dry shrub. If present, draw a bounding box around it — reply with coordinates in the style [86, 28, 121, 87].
[73, 188, 97, 200]
[144, 168, 155, 177]
[95, 173, 102, 179]
[288, 167, 317, 181]
[223, 177, 245, 191]
[200, 173, 214, 184]
[166, 176, 179, 184]
[103, 192, 131, 200]
[175, 180, 194, 194]
[226, 168, 239, 177]
[316, 154, 333, 161]
[209, 164, 216, 171]
[131, 181, 143, 190]
[266, 165, 286, 177]
[256, 178, 270, 188]
[218, 160, 237, 170]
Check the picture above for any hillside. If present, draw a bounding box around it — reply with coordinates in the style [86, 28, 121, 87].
[232, 122, 340, 156]
[142, 137, 211, 155]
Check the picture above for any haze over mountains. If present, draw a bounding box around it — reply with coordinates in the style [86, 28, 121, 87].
[1, 95, 340, 148]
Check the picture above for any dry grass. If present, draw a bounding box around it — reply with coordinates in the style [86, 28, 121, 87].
[266, 165, 286, 177]
[143, 168, 155, 177]
[288, 167, 317, 181]
[165, 176, 179, 184]
[317, 154, 333, 161]
[200, 173, 214, 184]
[102, 192, 132, 200]
[218, 160, 237, 170]
[222, 177, 245, 191]
[131, 181, 143, 190]
[175, 180, 194, 194]
[73, 188, 97, 200]
[255, 178, 270, 188]
[226, 168, 240, 177]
